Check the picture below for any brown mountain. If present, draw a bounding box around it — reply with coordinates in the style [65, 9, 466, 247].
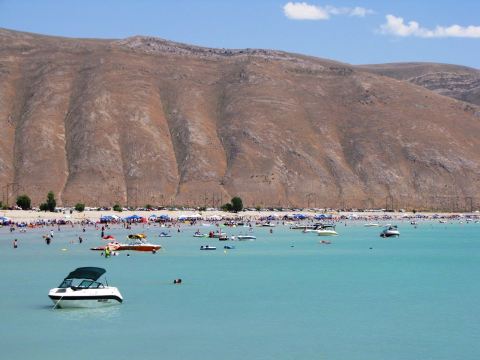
[358, 62, 480, 106]
[1, 28, 479, 210]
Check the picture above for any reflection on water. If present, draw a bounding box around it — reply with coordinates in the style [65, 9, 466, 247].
[51, 305, 122, 321]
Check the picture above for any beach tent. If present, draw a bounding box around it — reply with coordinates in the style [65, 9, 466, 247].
[293, 214, 307, 220]
[100, 215, 117, 223]
[124, 214, 145, 222]
[314, 214, 332, 220]
[178, 214, 202, 221]
[0, 216, 11, 225]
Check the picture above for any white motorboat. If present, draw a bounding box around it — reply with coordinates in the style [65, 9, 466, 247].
[48, 267, 123, 309]
[236, 235, 257, 241]
[380, 225, 400, 238]
[364, 223, 380, 227]
[316, 229, 338, 236]
[193, 232, 208, 238]
[200, 245, 217, 250]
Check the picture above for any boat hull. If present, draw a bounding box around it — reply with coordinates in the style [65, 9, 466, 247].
[49, 287, 123, 308]
[48, 296, 122, 308]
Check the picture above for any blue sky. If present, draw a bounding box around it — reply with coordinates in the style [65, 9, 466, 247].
[1, 0, 479, 68]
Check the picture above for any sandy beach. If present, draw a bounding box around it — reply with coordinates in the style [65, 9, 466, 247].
[1, 208, 477, 224]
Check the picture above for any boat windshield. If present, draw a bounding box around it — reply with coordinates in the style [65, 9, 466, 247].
[58, 279, 104, 289]
[58, 279, 72, 288]
[77, 280, 104, 288]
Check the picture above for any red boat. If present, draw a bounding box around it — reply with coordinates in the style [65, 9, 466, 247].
[91, 238, 161, 252]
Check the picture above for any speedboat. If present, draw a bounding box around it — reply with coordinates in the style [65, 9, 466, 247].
[128, 233, 146, 239]
[193, 232, 208, 238]
[120, 237, 161, 252]
[364, 223, 380, 227]
[316, 229, 338, 236]
[159, 232, 171, 237]
[211, 231, 227, 238]
[48, 267, 123, 308]
[380, 225, 400, 238]
[200, 245, 216, 250]
[315, 224, 338, 236]
[224, 245, 235, 249]
[236, 235, 257, 240]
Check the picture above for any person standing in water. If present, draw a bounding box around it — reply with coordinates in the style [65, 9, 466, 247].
[13, 239, 18, 248]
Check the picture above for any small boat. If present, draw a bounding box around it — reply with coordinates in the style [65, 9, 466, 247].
[159, 232, 171, 237]
[315, 224, 338, 236]
[90, 241, 121, 251]
[200, 245, 217, 250]
[439, 220, 447, 224]
[364, 223, 380, 227]
[224, 245, 235, 249]
[193, 232, 208, 238]
[320, 240, 331, 244]
[290, 224, 316, 230]
[316, 229, 338, 236]
[211, 231, 227, 238]
[380, 225, 400, 238]
[410, 221, 418, 225]
[48, 267, 123, 309]
[218, 234, 229, 241]
[120, 237, 161, 252]
[261, 222, 276, 227]
[128, 233, 146, 239]
[237, 235, 257, 241]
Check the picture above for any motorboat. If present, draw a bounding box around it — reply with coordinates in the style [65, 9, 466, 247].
[90, 236, 161, 252]
[90, 241, 121, 251]
[48, 267, 123, 308]
[224, 245, 235, 249]
[236, 235, 257, 240]
[193, 232, 208, 238]
[260, 222, 276, 227]
[159, 232, 171, 237]
[320, 240, 331, 244]
[218, 234, 229, 241]
[290, 224, 316, 230]
[128, 233, 146, 239]
[200, 245, 217, 250]
[120, 237, 162, 252]
[316, 229, 338, 236]
[364, 223, 380, 227]
[210, 231, 227, 238]
[315, 224, 338, 236]
[380, 225, 400, 238]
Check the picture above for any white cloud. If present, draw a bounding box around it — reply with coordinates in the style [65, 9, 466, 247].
[283, 2, 373, 20]
[380, 14, 480, 38]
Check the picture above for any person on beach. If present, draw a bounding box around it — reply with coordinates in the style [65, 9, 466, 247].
[13, 239, 18, 248]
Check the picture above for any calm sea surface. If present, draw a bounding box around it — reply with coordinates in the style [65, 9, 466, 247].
[1, 221, 479, 360]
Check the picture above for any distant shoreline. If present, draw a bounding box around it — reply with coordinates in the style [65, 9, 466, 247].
[1, 209, 478, 223]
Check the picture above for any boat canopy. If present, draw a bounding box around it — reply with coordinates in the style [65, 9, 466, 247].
[65, 267, 106, 281]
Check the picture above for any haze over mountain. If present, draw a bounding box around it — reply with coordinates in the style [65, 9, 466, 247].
[0, 28, 479, 210]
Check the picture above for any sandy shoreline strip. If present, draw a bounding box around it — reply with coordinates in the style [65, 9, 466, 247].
[1, 209, 477, 223]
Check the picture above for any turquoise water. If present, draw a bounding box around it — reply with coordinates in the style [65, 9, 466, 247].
[1, 221, 479, 360]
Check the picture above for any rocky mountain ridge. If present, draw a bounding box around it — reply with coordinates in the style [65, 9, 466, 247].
[0, 29, 479, 210]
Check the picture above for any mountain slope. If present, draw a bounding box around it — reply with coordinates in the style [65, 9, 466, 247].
[358, 62, 480, 106]
[0, 29, 479, 210]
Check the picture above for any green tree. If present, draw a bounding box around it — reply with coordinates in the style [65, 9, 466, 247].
[113, 204, 123, 212]
[39, 203, 48, 211]
[231, 197, 243, 212]
[46, 191, 56, 212]
[221, 203, 233, 212]
[75, 203, 85, 212]
[16, 194, 31, 210]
